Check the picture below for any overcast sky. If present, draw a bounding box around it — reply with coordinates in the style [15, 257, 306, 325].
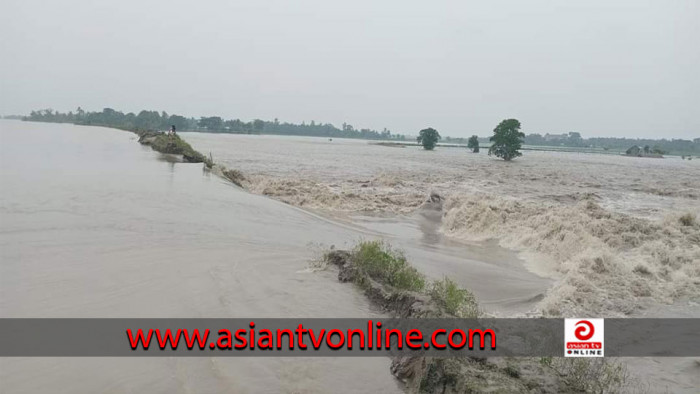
[1, 0, 698, 139]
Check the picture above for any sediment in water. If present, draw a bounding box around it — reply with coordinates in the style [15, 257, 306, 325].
[441, 193, 700, 317]
[171, 133, 700, 318]
[131, 132, 653, 392]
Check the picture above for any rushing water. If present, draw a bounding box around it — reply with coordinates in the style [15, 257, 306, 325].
[0, 121, 552, 393]
[3, 122, 696, 392]
[182, 132, 699, 219]
[182, 131, 699, 392]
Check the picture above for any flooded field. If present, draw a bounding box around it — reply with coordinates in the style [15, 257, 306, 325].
[0, 121, 550, 392]
[1, 122, 697, 392]
[185, 131, 700, 392]
[184, 132, 700, 318]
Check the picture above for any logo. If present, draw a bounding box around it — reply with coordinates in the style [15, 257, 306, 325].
[565, 319, 604, 357]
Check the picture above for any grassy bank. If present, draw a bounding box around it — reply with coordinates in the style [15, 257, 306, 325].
[339, 240, 479, 318]
[323, 240, 631, 393]
[137, 131, 213, 167]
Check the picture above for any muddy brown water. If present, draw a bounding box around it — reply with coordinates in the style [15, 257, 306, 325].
[0, 120, 551, 393]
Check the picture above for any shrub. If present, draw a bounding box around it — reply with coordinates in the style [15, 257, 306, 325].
[351, 240, 426, 291]
[548, 358, 629, 393]
[679, 213, 696, 227]
[429, 277, 479, 317]
[503, 365, 521, 379]
[632, 264, 651, 276]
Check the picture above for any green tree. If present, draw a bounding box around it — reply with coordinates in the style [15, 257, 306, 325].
[253, 119, 265, 132]
[135, 110, 162, 130]
[168, 115, 190, 131]
[417, 128, 440, 150]
[467, 135, 480, 153]
[198, 116, 223, 131]
[488, 119, 524, 161]
[652, 145, 666, 155]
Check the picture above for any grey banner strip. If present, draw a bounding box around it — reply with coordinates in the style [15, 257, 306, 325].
[0, 318, 697, 357]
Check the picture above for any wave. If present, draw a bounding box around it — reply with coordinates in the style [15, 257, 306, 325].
[209, 163, 699, 317]
[440, 194, 700, 317]
[243, 174, 428, 213]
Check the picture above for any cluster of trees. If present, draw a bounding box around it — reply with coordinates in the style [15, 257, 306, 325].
[417, 120, 523, 161]
[523, 132, 699, 155]
[26, 108, 190, 131]
[24, 108, 407, 141]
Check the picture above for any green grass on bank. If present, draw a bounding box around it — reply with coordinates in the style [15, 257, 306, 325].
[429, 277, 479, 318]
[351, 240, 426, 292]
[139, 132, 213, 167]
[340, 240, 479, 317]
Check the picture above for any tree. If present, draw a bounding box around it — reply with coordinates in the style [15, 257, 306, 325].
[135, 110, 162, 130]
[417, 128, 440, 150]
[253, 119, 265, 132]
[568, 131, 583, 147]
[652, 145, 666, 155]
[488, 119, 524, 161]
[467, 135, 480, 153]
[198, 116, 223, 131]
[168, 115, 190, 131]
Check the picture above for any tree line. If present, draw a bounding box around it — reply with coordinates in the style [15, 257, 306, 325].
[417, 119, 523, 161]
[22, 108, 698, 154]
[521, 132, 699, 155]
[24, 108, 407, 141]
[442, 131, 698, 155]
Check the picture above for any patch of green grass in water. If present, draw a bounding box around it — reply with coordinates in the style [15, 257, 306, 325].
[429, 277, 479, 318]
[351, 240, 426, 292]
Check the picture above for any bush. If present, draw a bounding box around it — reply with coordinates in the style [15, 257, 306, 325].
[549, 358, 628, 393]
[351, 240, 426, 291]
[502, 365, 520, 379]
[679, 213, 696, 227]
[429, 277, 479, 317]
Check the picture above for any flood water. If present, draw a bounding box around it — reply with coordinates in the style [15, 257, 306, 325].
[0, 120, 550, 393]
[0, 120, 400, 393]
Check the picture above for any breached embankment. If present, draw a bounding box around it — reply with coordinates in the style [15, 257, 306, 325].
[206, 167, 700, 319]
[176, 132, 700, 318]
[137, 133, 698, 391]
[323, 243, 631, 393]
[137, 131, 213, 167]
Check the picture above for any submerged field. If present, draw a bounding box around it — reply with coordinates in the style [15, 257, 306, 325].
[184, 133, 700, 318]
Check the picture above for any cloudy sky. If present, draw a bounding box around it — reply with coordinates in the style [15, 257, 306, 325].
[1, 0, 698, 138]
